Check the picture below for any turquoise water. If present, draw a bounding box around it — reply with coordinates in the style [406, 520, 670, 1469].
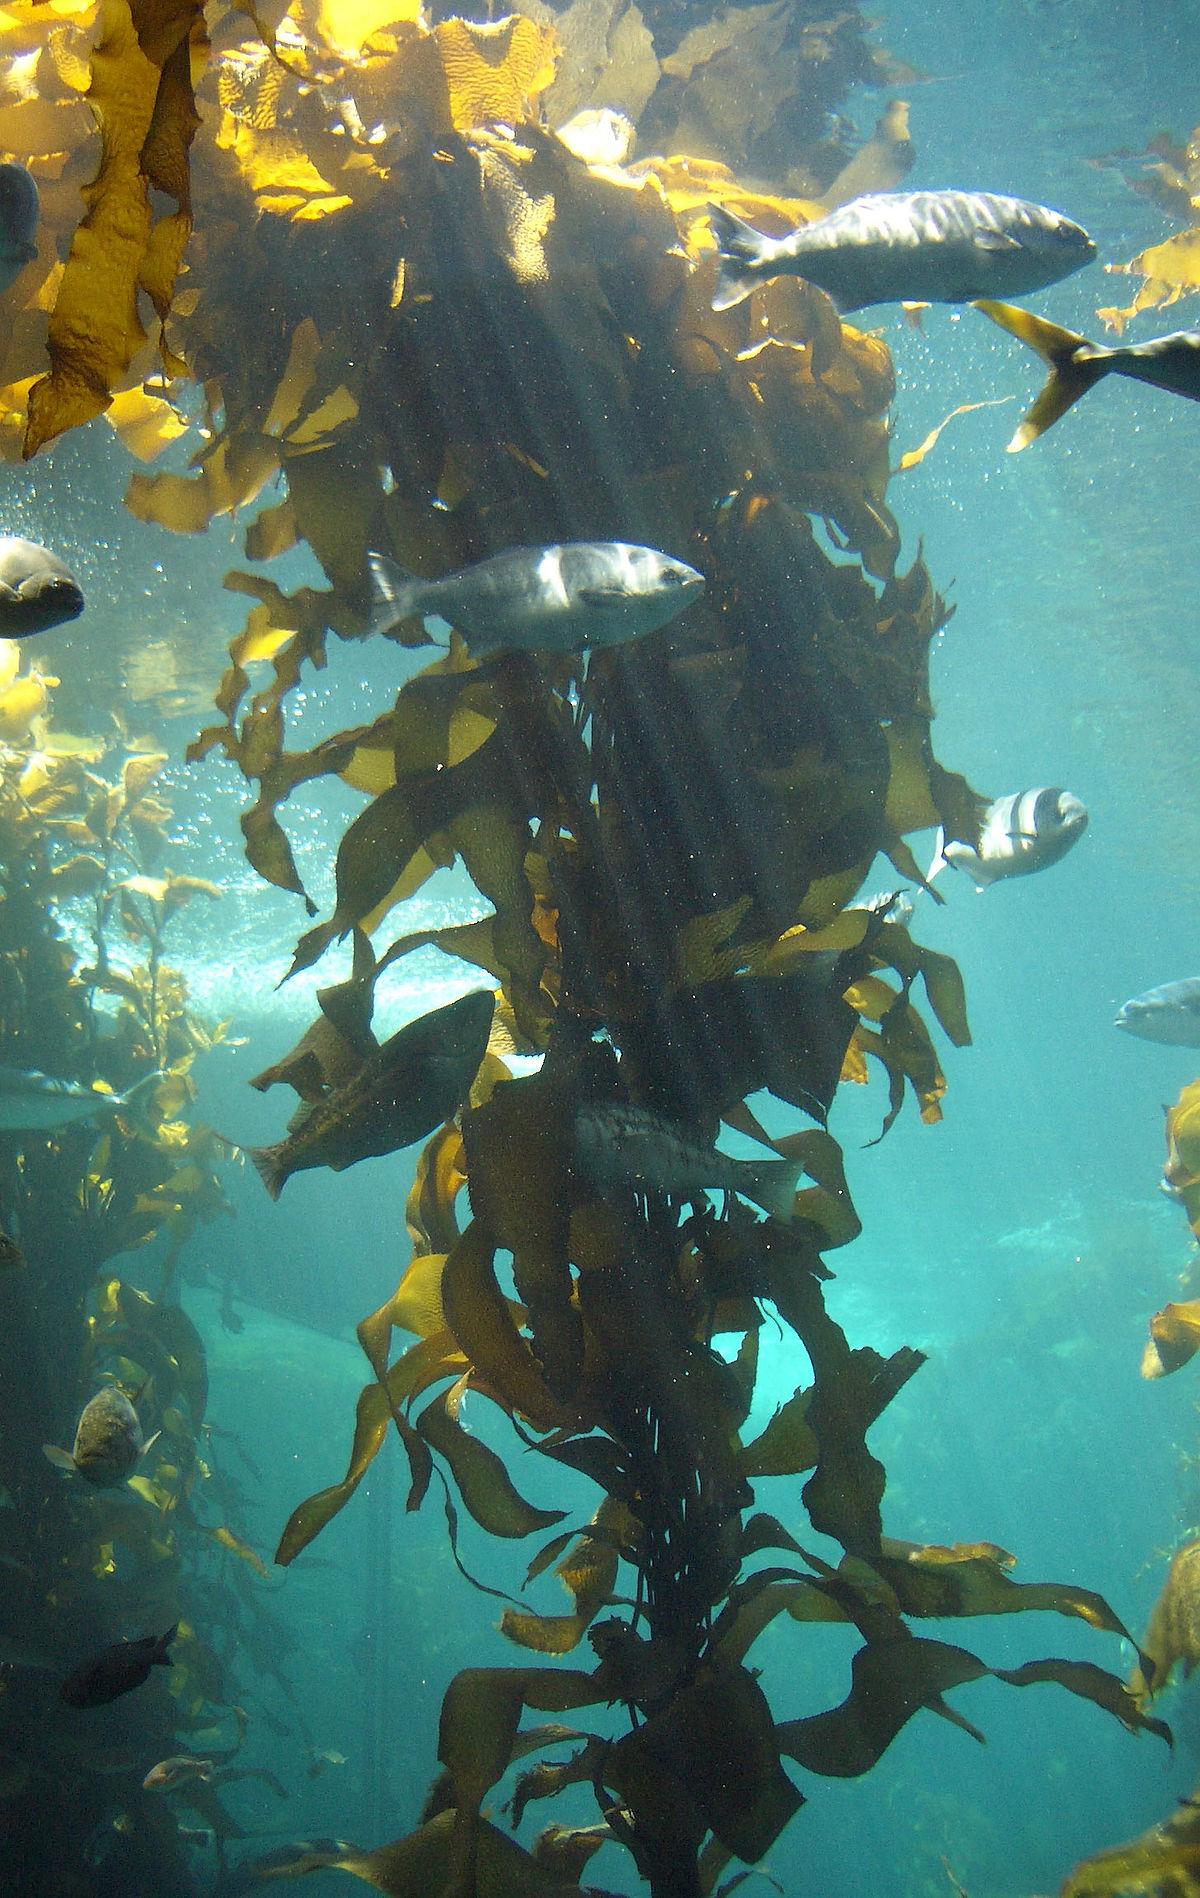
[4, 0, 1200, 1892]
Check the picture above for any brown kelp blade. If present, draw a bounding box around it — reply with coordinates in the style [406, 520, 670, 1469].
[973, 299, 1111, 450]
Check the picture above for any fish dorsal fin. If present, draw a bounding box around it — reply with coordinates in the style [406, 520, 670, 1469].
[43, 1444, 76, 1474]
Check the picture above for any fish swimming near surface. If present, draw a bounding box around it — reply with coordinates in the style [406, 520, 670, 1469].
[367, 542, 704, 658]
[143, 1755, 214, 1792]
[707, 188, 1095, 313]
[0, 538, 84, 637]
[245, 988, 494, 1199]
[927, 787, 1088, 890]
[0, 162, 39, 294]
[59, 1625, 178, 1708]
[1115, 978, 1200, 1048]
[573, 1102, 801, 1222]
[43, 1383, 159, 1486]
[0, 1064, 162, 1132]
[973, 298, 1200, 449]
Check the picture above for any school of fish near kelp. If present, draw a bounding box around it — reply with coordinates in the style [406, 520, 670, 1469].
[3, 3, 1200, 1897]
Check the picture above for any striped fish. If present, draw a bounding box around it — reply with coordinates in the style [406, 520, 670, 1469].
[928, 787, 1088, 890]
[708, 189, 1095, 313]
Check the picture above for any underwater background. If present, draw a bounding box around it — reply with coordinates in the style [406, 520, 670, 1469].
[3, 0, 1200, 1893]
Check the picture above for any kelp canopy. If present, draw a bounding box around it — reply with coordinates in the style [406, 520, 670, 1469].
[0, 2, 1171, 1895]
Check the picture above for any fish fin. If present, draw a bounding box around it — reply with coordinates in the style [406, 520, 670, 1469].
[154, 1624, 179, 1665]
[972, 229, 1020, 251]
[140, 1430, 161, 1460]
[42, 1444, 76, 1474]
[740, 1153, 803, 1224]
[114, 1069, 169, 1124]
[366, 550, 436, 641]
[246, 1143, 289, 1201]
[577, 586, 627, 606]
[707, 202, 775, 310]
[925, 829, 949, 883]
[972, 299, 1111, 450]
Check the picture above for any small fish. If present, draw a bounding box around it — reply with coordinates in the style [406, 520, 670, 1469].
[0, 162, 38, 293]
[367, 542, 704, 658]
[0, 1227, 25, 1270]
[43, 1383, 159, 1486]
[0, 537, 84, 637]
[245, 989, 494, 1199]
[555, 108, 635, 168]
[142, 1755, 214, 1792]
[927, 787, 1087, 889]
[707, 188, 1095, 313]
[573, 1102, 801, 1221]
[59, 1624, 177, 1708]
[974, 298, 1200, 449]
[1115, 978, 1200, 1048]
[0, 1064, 162, 1133]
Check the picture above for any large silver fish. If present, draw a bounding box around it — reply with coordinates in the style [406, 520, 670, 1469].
[974, 299, 1200, 449]
[43, 1384, 158, 1486]
[1115, 978, 1200, 1048]
[928, 787, 1087, 890]
[573, 1102, 800, 1221]
[368, 542, 704, 658]
[0, 537, 84, 637]
[0, 1064, 162, 1132]
[0, 162, 38, 294]
[708, 189, 1095, 313]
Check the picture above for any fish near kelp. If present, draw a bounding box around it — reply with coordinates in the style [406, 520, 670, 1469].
[0, 539, 84, 638]
[367, 542, 704, 657]
[974, 299, 1200, 449]
[59, 1626, 177, 1708]
[142, 1755, 214, 1792]
[1116, 977, 1200, 1047]
[573, 1102, 801, 1221]
[245, 989, 494, 1199]
[43, 1384, 159, 1487]
[0, 162, 38, 295]
[708, 189, 1095, 312]
[0, 1064, 164, 1133]
[928, 787, 1087, 889]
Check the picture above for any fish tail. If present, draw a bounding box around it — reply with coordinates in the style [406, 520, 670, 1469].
[113, 1069, 169, 1123]
[739, 1151, 803, 1223]
[707, 203, 776, 311]
[154, 1624, 179, 1666]
[925, 829, 949, 884]
[246, 1142, 289, 1201]
[972, 299, 1113, 451]
[366, 550, 428, 640]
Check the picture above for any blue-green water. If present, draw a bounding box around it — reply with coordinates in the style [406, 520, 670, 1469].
[4, 0, 1200, 1891]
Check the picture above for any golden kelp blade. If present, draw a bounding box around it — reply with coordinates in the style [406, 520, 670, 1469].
[1131, 1540, 1200, 1702]
[1143, 1298, 1200, 1377]
[895, 398, 1011, 471]
[1060, 1786, 1200, 1897]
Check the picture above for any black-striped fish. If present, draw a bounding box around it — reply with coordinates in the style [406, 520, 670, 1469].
[974, 299, 1200, 449]
[708, 189, 1095, 313]
[928, 788, 1087, 890]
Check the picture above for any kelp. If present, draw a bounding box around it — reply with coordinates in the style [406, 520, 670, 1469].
[1097, 122, 1200, 332]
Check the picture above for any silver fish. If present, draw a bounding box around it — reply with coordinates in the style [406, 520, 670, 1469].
[59, 1625, 177, 1708]
[573, 1102, 800, 1222]
[143, 1755, 214, 1792]
[0, 163, 38, 294]
[0, 1064, 161, 1132]
[368, 542, 704, 658]
[43, 1384, 158, 1486]
[974, 299, 1200, 450]
[708, 188, 1095, 313]
[928, 787, 1087, 890]
[0, 537, 84, 637]
[1115, 978, 1200, 1048]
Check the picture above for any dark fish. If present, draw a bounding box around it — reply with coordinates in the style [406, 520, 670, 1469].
[0, 1227, 25, 1270]
[928, 787, 1087, 889]
[0, 1063, 162, 1132]
[0, 162, 38, 293]
[974, 298, 1200, 449]
[368, 541, 704, 657]
[43, 1384, 157, 1486]
[574, 1102, 801, 1221]
[0, 537, 84, 637]
[708, 188, 1095, 313]
[1115, 978, 1200, 1048]
[245, 988, 494, 1199]
[59, 1625, 177, 1708]
[142, 1755, 214, 1791]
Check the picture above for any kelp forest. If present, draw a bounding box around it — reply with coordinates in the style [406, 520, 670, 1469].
[3, 2, 1200, 1897]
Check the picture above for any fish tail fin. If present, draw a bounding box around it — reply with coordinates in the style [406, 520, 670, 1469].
[140, 1430, 161, 1460]
[707, 203, 775, 311]
[113, 1069, 168, 1124]
[740, 1152, 803, 1223]
[366, 550, 436, 642]
[245, 1142, 289, 1201]
[925, 828, 949, 884]
[42, 1444, 76, 1475]
[972, 299, 1113, 451]
[154, 1624, 179, 1665]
